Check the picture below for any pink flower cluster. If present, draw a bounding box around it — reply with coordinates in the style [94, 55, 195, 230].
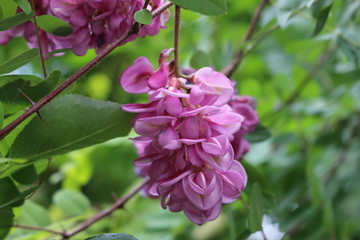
[120, 49, 259, 224]
[0, 0, 168, 56]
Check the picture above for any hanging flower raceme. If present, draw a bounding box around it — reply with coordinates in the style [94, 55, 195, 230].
[120, 49, 259, 224]
[0, 0, 169, 56]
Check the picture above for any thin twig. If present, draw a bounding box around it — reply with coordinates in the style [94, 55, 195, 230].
[30, 0, 47, 78]
[222, 0, 269, 77]
[261, 45, 337, 121]
[324, 113, 360, 183]
[62, 180, 149, 239]
[12, 224, 64, 236]
[0, 2, 172, 141]
[174, 5, 181, 78]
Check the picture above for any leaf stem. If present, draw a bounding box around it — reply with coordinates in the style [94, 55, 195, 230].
[62, 180, 149, 239]
[12, 224, 64, 236]
[174, 5, 181, 78]
[0, 2, 172, 141]
[222, 0, 269, 77]
[30, 0, 47, 78]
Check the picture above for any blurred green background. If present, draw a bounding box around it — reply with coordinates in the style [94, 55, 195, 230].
[1, 0, 360, 239]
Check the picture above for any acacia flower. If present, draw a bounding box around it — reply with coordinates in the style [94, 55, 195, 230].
[120, 49, 258, 224]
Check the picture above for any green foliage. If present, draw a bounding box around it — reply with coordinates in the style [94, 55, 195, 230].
[36, 15, 73, 36]
[85, 233, 138, 240]
[9, 94, 134, 160]
[0, 48, 38, 75]
[0, 11, 33, 31]
[245, 124, 271, 143]
[0, 208, 13, 240]
[53, 189, 90, 216]
[0, 101, 3, 129]
[169, 0, 227, 16]
[11, 164, 38, 184]
[12, 0, 32, 15]
[0, 0, 17, 19]
[248, 183, 264, 233]
[134, 9, 153, 25]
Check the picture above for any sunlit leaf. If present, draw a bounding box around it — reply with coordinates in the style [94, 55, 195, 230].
[0, 0, 17, 19]
[0, 48, 38, 75]
[53, 189, 90, 216]
[134, 9, 152, 25]
[0, 11, 33, 31]
[84, 233, 138, 240]
[9, 94, 134, 160]
[36, 15, 73, 36]
[169, 0, 227, 15]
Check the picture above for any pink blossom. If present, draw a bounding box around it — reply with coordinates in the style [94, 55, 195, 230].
[120, 49, 259, 224]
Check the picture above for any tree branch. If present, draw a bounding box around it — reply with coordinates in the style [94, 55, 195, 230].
[62, 180, 149, 239]
[0, 2, 172, 141]
[222, 0, 269, 77]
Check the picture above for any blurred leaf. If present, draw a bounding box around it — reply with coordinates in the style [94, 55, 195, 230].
[245, 124, 271, 143]
[312, 4, 332, 37]
[0, 208, 13, 240]
[0, 11, 33, 31]
[36, 15, 73, 36]
[0, 48, 38, 75]
[9, 94, 134, 160]
[134, 9, 152, 25]
[0, 0, 17, 18]
[53, 189, 90, 216]
[18, 200, 51, 226]
[11, 164, 37, 184]
[12, 0, 32, 15]
[248, 182, 263, 233]
[0, 7, 3, 20]
[169, 0, 227, 16]
[190, 50, 210, 69]
[0, 177, 20, 207]
[84, 233, 138, 240]
[0, 101, 3, 129]
[0, 70, 60, 115]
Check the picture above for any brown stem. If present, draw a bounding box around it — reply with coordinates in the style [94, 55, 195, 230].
[12, 224, 64, 236]
[62, 180, 149, 239]
[30, 0, 47, 78]
[222, 0, 269, 77]
[174, 5, 181, 78]
[0, 2, 172, 141]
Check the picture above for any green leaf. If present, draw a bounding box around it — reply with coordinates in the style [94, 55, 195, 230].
[9, 94, 134, 160]
[0, 158, 31, 179]
[0, 177, 21, 207]
[0, 74, 43, 88]
[0, 7, 3, 20]
[248, 182, 263, 233]
[169, 0, 227, 16]
[312, 4, 332, 37]
[0, 101, 3, 129]
[0, 208, 13, 240]
[0, 11, 33, 31]
[0, 186, 37, 208]
[11, 164, 37, 184]
[0, 70, 60, 115]
[18, 200, 51, 226]
[53, 189, 90, 216]
[36, 15, 73, 36]
[0, 0, 17, 19]
[0, 48, 38, 75]
[84, 233, 138, 240]
[134, 9, 153, 25]
[12, 0, 32, 15]
[190, 50, 210, 69]
[245, 124, 271, 143]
